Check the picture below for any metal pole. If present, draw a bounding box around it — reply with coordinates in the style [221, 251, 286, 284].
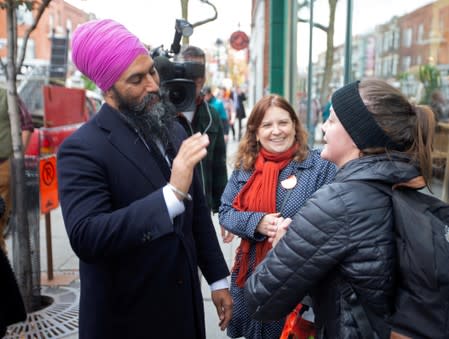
[307, 0, 315, 145]
[344, 0, 353, 84]
[45, 212, 53, 280]
[288, 0, 298, 105]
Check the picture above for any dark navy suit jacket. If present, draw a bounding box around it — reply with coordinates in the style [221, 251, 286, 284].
[57, 104, 229, 339]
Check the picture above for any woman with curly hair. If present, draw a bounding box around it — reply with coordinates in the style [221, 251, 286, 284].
[219, 94, 336, 338]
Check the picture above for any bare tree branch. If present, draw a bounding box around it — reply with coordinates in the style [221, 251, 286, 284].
[16, 0, 52, 75]
[180, 0, 218, 45]
[298, 18, 328, 32]
[298, 0, 328, 33]
[192, 0, 217, 28]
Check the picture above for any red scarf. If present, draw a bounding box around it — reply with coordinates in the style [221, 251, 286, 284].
[232, 144, 297, 287]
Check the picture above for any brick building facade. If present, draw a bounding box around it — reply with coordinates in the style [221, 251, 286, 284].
[0, 0, 91, 62]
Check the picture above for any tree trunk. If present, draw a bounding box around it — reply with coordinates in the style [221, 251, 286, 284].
[320, 0, 337, 105]
[5, 0, 33, 312]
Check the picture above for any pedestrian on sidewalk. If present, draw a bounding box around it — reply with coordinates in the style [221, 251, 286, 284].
[57, 19, 232, 339]
[233, 86, 247, 141]
[245, 79, 435, 338]
[204, 86, 229, 144]
[220, 87, 237, 142]
[219, 94, 336, 338]
[177, 46, 227, 213]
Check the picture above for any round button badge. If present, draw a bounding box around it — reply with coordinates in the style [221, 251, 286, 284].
[281, 175, 297, 189]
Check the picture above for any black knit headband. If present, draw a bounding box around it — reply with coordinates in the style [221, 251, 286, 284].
[331, 80, 401, 150]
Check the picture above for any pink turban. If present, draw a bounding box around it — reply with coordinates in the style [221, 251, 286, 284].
[71, 19, 148, 91]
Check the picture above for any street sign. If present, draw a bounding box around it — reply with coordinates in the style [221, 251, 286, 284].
[39, 155, 59, 214]
[230, 30, 249, 51]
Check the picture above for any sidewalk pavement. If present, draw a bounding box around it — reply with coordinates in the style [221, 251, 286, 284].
[36, 201, 241, 339]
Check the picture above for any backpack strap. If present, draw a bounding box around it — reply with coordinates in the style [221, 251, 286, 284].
[340, 280, 377, 339]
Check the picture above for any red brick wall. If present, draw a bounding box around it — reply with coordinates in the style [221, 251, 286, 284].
[0, 0, 90, 61]
[398, 4, 433, 69]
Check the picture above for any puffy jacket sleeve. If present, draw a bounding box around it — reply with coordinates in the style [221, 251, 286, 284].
[244, 184, 351, 320]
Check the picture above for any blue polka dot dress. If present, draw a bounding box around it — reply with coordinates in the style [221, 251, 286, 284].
[219, 149, 336, 339]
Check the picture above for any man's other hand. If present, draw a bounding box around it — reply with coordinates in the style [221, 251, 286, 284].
[211, 288, 233, 331]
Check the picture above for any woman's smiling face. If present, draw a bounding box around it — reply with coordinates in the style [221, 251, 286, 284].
[256, 106, 296, 153]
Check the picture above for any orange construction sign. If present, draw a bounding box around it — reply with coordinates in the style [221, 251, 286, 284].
[39, 155, 59, 214]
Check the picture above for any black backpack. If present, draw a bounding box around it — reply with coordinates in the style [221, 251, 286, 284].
[342, 185, 449, 339]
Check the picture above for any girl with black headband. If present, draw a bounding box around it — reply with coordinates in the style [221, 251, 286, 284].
[244, 79, 435, 339]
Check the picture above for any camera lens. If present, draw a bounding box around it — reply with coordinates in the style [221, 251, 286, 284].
[162, 79, 196, 112]
[169, 84, 186, 105]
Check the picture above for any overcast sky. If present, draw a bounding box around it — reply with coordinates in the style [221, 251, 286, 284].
[65, 0, 435, 68]
[65, 0, 252, 50]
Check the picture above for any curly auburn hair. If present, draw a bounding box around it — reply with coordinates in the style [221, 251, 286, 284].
[234, 94, 309, 170]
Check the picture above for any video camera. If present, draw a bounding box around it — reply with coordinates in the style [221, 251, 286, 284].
[151, 19, 205, 112]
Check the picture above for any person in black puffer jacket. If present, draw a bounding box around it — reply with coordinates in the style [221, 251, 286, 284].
[244, 79, 435, 339]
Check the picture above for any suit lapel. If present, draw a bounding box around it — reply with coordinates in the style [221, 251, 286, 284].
[95, 104, 168, 188]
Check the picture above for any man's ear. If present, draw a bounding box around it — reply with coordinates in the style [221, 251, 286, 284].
[103, 88, 118, 108]
[104, 88, 114, 99]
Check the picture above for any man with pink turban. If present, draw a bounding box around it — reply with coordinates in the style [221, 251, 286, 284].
[57, 19, 232, 339]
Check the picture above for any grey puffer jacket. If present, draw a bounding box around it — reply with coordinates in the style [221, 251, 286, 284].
[245, 154, 421, 339]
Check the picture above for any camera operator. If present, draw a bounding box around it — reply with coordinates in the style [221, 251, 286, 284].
[57, 19, 232, 339]
[177, 48, 226, 208]
[178, 46, 234, 243]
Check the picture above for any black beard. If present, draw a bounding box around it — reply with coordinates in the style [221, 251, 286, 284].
[114, 88, 177, 149]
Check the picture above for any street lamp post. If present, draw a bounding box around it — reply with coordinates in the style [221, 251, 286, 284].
[306, 0, 315, 145]
[344, 0, 353, 84]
